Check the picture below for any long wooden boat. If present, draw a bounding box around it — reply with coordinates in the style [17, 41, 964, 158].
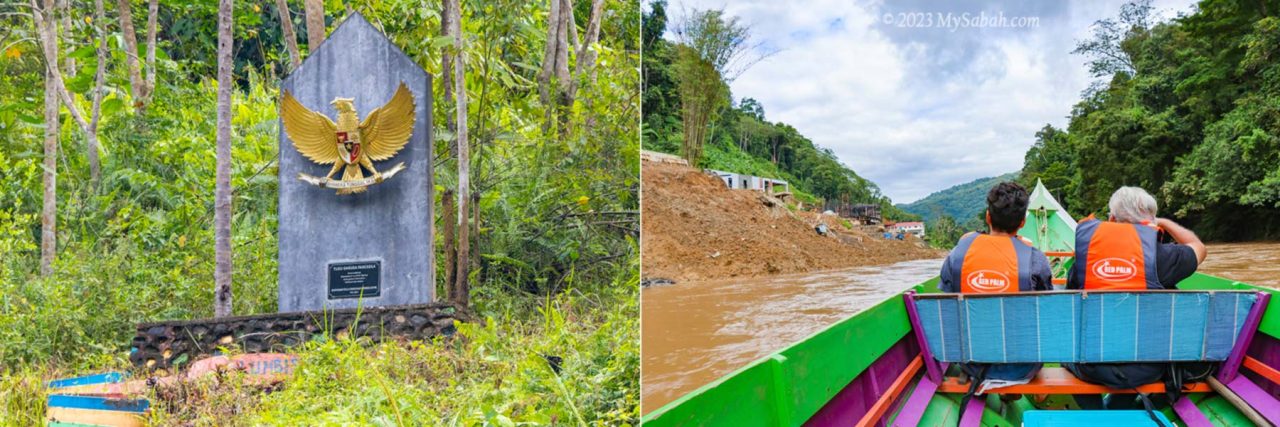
[642, 180, 1280, 426]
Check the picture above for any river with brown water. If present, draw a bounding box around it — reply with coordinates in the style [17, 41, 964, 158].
[1197, 242, 1280, 288]
[640, 258, 944, 413]
[640, 242, 1280, 414]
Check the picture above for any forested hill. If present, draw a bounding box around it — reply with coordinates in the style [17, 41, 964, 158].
[1016, 0, 1280, 241]
[897, 172, 1018, 225]
[640, 1, 916, 221]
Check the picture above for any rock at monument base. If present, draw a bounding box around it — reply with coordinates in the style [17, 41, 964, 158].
[129, 302, 471, 370]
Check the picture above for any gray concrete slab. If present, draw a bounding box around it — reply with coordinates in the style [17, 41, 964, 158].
[278, 13, 434, 312]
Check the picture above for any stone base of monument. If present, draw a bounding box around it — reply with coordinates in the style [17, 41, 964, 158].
[129, 302, 470, 370]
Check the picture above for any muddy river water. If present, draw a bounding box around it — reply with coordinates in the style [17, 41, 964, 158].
[641, 242, 1280, 414]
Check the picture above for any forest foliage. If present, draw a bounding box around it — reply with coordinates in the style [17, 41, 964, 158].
[1019, 0, 1280, 241]
[0, 0, 638, 423]
[640, 1, 914, 220]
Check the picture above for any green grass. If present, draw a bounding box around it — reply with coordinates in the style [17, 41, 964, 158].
[0, 267, 638, 426]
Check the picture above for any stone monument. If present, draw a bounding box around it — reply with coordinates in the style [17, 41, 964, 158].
[277, 13, 434, 312]
[128, 13, 462, 371]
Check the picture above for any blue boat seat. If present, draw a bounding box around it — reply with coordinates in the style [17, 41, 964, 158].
[913, 291, 1258, 363]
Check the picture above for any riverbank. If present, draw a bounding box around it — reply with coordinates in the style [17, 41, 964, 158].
[641, 161, 941, 283]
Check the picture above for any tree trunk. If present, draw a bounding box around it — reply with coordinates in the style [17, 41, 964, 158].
[553, 0, 572, 133]
[538, 0, 561, 129]
[117, 0, 145, 108]
[34, 0, 107, 185]
[471, 191, 481, 273]
[85, 0, 107, 184]
[451, 0, 470, 307]
[440, 0, 455, 135]
[142, 0, 158, 107]
[275, 0, 301, 69]
[214, 0, 234, 318]
[576, 0, 607, 79]
[574, 0, 604, 131]
[303, 0, 325, 51]
[33, 0, 91, 133]
[41, 64, 59, 277]
[59, 0, 72, 77]
[441, 188, 457, 300]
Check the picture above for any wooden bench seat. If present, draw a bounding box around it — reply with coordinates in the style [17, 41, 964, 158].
[935, 367, 1211, 394]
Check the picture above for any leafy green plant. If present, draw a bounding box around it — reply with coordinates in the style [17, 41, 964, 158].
[0, 0, 637, 423]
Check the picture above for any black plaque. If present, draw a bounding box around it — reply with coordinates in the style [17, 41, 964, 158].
[327, 260, 382, 299]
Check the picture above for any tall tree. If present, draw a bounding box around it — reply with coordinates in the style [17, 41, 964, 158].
[538, 0, 571, 133]
[117, 0, 143, 104]
[440, 0, 455, 134]
[450, 0, 470, 306]
[275, 0, 301, 69]
[573, 0, 606, 131]
[58, 0, 72, 77]
[39, 8, 60, 276]
[670, 8, 767, 165]
[143, 0, 157, 105]
[213, 0, 233, 317]
[672, 45, 723, 165]
[117, 0, 161, 112]
[32, 0, 108, 184]
[303, 0, 325, 51]
[1072, 0, 1153, 79]
[538, 0, 608, 134]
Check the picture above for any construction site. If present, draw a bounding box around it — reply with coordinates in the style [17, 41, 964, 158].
[640, 158, 941, 284]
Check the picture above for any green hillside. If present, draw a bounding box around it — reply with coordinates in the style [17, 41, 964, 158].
[1012, 1, 1280, 241]
[896, 172, 1018, 225]
[640, 1, 915, 221]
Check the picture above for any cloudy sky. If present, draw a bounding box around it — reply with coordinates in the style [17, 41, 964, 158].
[662, 0, 1195, 203]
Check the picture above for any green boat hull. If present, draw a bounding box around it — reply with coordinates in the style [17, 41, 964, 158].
[644, 181, 1279, 426]
[643, 273, 1277, 426]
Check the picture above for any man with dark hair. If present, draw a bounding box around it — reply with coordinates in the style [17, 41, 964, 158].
[939, 182, 1053, 293]
[938, 181, 1053, 392]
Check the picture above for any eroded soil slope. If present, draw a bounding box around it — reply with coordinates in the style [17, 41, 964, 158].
[642, 161, 942, 282]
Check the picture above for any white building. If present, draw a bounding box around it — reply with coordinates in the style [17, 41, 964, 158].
[707, 169, 790, 194]
[890, 221, 926, 238]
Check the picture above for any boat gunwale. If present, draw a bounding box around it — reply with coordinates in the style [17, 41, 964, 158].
[641, 279, 930, 423]
[643, 273, 1280, 425]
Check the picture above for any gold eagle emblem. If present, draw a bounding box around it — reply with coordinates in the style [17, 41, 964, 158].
[281, 82, 416, 194]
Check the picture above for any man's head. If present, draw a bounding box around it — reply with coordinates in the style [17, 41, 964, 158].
[1108, 186, 1158, 224]
[986, 182, 1029, 233]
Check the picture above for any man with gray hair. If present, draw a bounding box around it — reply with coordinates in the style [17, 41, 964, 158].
[1065, 186, 1209, 410]
[1067, 186, 1206, 290]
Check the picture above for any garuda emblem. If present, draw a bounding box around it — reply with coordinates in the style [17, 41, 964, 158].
[281, 82, 416, 194]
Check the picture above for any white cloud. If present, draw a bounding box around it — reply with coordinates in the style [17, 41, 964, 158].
[664, 0, 1196, 203]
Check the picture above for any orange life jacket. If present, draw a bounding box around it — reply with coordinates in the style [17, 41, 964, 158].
[949, 233, 1033, 293]
[1071, 219, 1159, 290]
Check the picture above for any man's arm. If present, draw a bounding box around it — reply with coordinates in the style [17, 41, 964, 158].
[1066, 260, 1083, 290]
[939, 255, 958, 292]
[1156, 217, 1207, 264]
[1030, 250, 1053, 291]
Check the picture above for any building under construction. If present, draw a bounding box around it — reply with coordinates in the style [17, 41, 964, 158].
[823, 202, 882, 225]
